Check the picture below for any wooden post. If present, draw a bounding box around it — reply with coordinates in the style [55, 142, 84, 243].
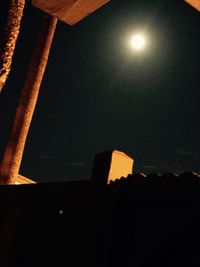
[0, 14, 57, 184]
[0, 0, 25, 92]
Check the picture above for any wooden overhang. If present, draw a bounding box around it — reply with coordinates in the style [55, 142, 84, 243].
[184, 0, 200, 11]
[32, 0, 110, 25]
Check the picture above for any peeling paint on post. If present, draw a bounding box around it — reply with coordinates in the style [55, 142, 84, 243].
[0, 14, 57, 184]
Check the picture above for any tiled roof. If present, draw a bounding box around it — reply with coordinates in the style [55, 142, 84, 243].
[108, 172, 200, 187]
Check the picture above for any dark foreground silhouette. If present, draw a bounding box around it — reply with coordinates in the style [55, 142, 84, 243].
[0, 151, 200, 267]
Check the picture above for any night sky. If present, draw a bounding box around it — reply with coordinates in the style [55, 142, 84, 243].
[0, 0, 200, 182]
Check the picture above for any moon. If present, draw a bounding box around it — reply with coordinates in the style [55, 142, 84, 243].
[129, 34, 146, 51]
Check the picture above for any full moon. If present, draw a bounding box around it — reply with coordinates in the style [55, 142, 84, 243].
[129, 34, 145, 50]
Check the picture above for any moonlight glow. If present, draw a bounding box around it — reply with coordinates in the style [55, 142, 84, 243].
[129, 34, 146, 51]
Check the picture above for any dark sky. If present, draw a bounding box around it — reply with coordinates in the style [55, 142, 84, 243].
[0, 0, 200, 182]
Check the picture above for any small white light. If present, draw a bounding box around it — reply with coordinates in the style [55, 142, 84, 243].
[59, 209, 64, 215]
[130, 34, 145, 50]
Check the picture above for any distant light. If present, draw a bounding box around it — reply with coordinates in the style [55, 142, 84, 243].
[129, 34, 146, 51]
[59, 209, 64, 215]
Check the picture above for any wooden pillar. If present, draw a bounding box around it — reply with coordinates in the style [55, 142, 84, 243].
[0, 0, 25, 92]
[0, 14, 57, 184]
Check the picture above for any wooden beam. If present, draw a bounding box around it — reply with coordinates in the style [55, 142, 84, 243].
[32, 0, 110, 25]
[184, 0, 200, 11]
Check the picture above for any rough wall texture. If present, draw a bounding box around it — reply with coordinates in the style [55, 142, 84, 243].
[0, 0, 25, 92]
